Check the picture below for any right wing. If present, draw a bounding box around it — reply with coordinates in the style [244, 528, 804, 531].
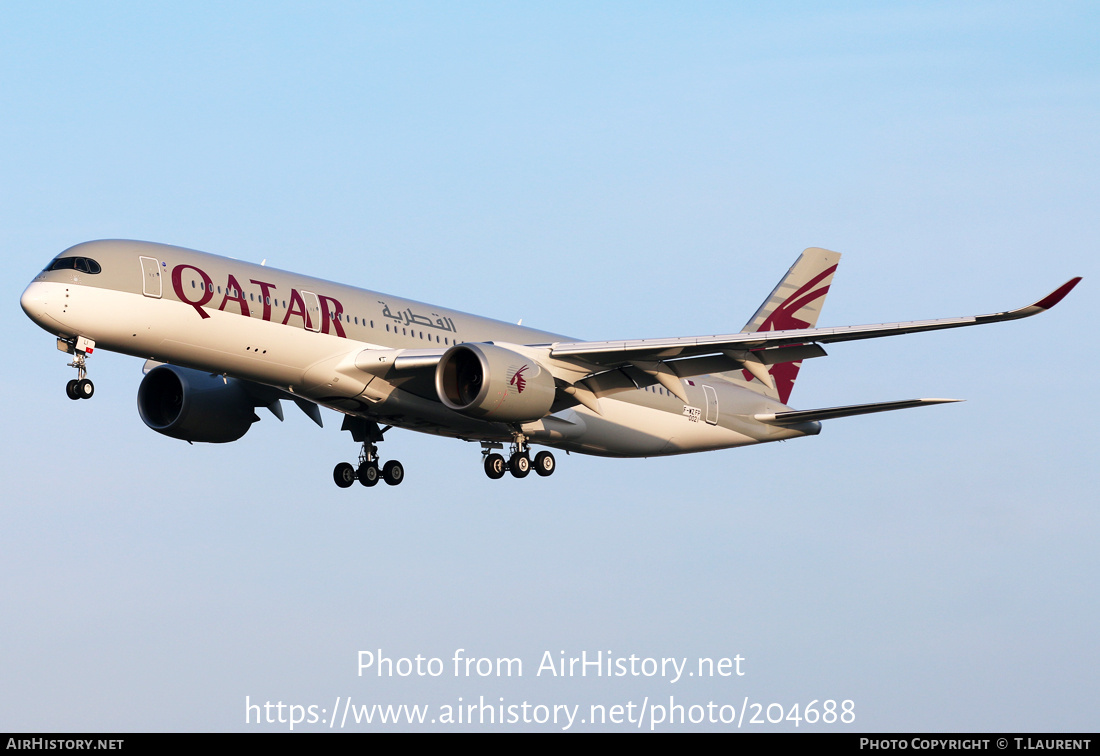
[548, 277, 1082, 363]
[336, 278, 1081, 415]
[541, 277, 1081, 401]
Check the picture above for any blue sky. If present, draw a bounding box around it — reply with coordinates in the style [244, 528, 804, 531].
[2, 2, 1097, 731]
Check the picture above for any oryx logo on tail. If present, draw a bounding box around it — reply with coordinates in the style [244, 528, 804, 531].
[735, 248, 841, 404]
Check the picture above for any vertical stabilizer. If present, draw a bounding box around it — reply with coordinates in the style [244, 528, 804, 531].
[730, 248, 840, 404]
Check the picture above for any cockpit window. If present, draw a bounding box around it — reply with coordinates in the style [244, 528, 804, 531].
[46, 257, 102, 274]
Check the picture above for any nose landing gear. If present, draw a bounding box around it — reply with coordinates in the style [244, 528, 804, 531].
[66, 376, 94, 400]
[61, 337, 95, 400]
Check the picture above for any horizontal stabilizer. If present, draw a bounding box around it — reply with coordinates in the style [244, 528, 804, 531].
[754, 398, 961, 426]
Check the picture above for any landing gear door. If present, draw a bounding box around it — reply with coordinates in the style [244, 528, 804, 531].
[703, 385, 719, 425]
[139, 256, 162, 298]
[302, 291, 322, 332]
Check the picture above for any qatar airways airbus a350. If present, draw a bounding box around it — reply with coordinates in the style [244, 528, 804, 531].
[20, 240, 1080, 489]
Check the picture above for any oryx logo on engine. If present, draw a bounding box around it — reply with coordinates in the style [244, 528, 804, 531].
[509, 365, 529, 393]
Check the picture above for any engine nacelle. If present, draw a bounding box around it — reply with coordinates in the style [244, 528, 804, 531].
[137, 365, 259, 443]
[435, 343, 556, 423]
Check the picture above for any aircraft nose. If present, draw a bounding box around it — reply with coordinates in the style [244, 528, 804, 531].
[20, 281, 51, 327]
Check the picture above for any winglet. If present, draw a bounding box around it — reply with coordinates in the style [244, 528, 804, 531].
[1033, 277, 1082, 311]
[1001, 277, 1082, 320]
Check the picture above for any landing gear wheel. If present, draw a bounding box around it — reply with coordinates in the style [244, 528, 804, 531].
[534, 451, 556, 477]
[66, 380, 80, 400]
[333, 462, 356, 488]
[357, 462, 380, 487]
[509, 453, 531, 478]
[484, 453, 506, 480]
[76, 378, 94, 399]
[382, 460, 404, 486]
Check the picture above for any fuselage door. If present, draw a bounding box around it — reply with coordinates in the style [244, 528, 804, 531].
[703, 385, 719, 425]
[302, 290, 321, 332]
[139, 256, 162, 298]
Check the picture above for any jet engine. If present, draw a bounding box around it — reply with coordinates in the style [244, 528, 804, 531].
[137, 365, 260, 443]
[435, 343, 556, 423]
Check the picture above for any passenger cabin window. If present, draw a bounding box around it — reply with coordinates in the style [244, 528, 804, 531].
[46, 257, 102, 274]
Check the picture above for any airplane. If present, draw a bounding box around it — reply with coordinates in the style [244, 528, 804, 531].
[20, 240, 1080, 489]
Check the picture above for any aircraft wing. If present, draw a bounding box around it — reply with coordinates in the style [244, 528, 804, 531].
[546, 278, 1082, 373]
[345, 278, 1079, 410]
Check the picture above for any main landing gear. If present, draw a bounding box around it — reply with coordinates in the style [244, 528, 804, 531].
[61, 337, 95, 400]
[481, 434, 556, 481]
[333, 417, 404, 489]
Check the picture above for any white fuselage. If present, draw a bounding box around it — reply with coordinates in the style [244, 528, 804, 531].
[21, 240, 812, 457]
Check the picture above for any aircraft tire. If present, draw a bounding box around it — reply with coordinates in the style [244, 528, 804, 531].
[333, 462, 356, 488]
[534, 451, 555, 477]
[66, 380, 81, 400]
[357, 462, 380, 487]
[509, 453, 531, 478]
[383, 460, 404, 486]
[484, 453, 506, 479]
[76, 378, 94, 399]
